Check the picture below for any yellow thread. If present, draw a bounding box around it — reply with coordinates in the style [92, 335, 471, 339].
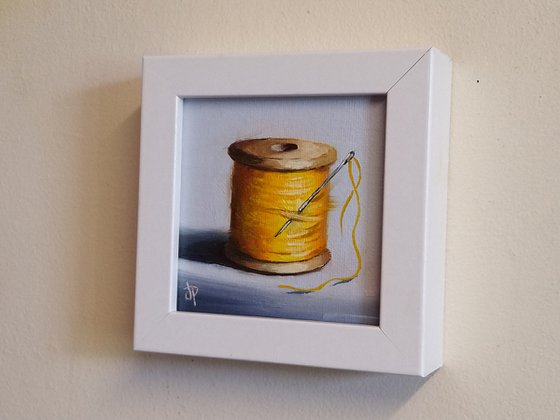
[339, 158, 362, 234]
[278, 157, 363, 293]
[230, 163, 330, 263]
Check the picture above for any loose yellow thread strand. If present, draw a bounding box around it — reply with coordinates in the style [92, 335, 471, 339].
[339, 158, 362, 234]
[278, 157, 362, 293]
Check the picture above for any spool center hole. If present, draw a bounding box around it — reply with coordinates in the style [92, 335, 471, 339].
[271, 143, 298, 152]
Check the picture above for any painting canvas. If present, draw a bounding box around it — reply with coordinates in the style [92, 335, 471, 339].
[177, 95, 385, 326]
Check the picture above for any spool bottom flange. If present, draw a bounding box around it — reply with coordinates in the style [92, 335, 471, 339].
[225, 243, 331, 275]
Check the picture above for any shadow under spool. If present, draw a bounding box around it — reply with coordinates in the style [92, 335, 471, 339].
[225, 137, 337, 275]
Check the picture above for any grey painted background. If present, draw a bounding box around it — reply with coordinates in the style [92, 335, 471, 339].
[178, 96, 385, 324]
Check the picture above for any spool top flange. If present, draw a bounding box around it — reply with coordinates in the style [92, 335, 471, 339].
[228, 138, 337, 171]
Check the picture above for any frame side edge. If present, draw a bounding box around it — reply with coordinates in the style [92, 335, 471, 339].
[421, 48, 452, 375]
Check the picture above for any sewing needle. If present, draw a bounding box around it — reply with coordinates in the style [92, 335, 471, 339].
[274, 151, 355, 238]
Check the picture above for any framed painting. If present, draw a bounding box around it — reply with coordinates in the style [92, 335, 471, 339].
[134, 48, 452, 375]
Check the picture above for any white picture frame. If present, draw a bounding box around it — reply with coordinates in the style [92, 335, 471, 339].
[134, 48, 452, 376]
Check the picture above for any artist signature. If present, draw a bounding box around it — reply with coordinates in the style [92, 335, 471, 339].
[184, 281, 199, 307]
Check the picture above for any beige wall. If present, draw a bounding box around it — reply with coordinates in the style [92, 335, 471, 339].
[1, 1, 559, 418]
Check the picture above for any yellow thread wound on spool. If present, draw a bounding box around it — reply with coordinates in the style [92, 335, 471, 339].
[226, 138, 337, 274]
[230, 163, 330, 262]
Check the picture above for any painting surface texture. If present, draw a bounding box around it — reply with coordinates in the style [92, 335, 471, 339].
[178, 96, 385, 325]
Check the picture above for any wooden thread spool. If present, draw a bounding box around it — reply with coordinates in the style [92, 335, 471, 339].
[225, 138, 337, 274]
